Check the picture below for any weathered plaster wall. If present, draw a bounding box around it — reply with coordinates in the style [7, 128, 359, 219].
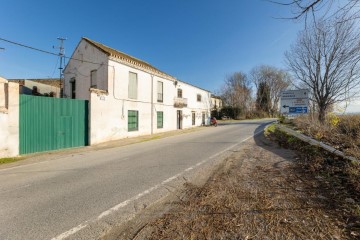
[89, 59, 210, 145]
[63, 40, 108, 100]
[0, 81, 19, 157]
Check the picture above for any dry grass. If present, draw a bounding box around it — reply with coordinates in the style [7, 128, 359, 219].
[293, 114, 360, 159]
[124, 135, 357, 240]
[106, 117, 360, 240]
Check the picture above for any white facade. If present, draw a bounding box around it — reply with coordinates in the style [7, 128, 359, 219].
[64, 38, 211, 145]
[211, 96, 223, 110]
[0, 77, 19, 157]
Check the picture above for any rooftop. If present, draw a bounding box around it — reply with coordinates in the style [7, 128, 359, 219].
[82, 37, 176, 81]
[8, 78, 61, 88]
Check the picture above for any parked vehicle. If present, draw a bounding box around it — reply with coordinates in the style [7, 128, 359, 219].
[210, 117, 218, 127]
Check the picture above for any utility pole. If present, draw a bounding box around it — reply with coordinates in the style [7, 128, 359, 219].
[54, 37, 66, 98]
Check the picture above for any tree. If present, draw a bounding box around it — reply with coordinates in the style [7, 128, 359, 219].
[256, 82, 271, 113]
[285, 18, 360, 122]
[250, 65, 292, 116]
[220, 72, 252, 118]
[272, 0, 360, 22]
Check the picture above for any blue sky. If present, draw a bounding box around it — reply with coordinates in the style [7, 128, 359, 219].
[1, 0, 303, 93]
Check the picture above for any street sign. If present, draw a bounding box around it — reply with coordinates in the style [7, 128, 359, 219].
[280, 89, 309, 115]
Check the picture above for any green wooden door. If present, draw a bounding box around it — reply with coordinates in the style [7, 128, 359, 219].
[19, 95, 88, 154]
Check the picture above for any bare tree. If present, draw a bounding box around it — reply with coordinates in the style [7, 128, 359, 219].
[220, 72, 252, 116]
[251, 65, 292, 116]
[271, 0, 360, 22]
[285, 18, 360, 122]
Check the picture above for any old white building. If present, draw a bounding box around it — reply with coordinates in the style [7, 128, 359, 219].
[64, 38, 211, 145]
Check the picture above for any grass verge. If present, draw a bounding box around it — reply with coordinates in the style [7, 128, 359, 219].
[0, 157, 23, 165]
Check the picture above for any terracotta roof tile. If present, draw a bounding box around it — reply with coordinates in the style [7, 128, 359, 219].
[82, 37, 176, 80]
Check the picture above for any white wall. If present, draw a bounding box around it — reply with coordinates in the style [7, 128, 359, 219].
[64, 40, 108, 100]
[0, 81, 19, 157]
[64, 40, 211, 145]
[88, 58, 211, 145]
[23, 80, 60, 97]
[211, 97, 222, 110]
[0, 77, 7, 110]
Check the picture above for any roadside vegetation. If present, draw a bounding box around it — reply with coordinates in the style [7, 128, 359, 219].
[269, 114, 360, 237]
[291, 114, 360, 160]
[0, 157, 23, 165]
[110, 115, 359, 239]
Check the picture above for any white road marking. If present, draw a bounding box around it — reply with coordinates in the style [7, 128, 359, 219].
[51, 130, 264, 240]
[51, 223, 87, 240]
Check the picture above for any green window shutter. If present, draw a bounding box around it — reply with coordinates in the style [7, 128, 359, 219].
[157, 111, 163, 129]
[128, 72, 138, 99]
[128, 110, 138, 131]
[157, 81, 163, 102]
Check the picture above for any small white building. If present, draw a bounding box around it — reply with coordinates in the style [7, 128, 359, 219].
[64, 38, 211, 145]
[211, 95, 223, 111]
[9, 79, 61, 97]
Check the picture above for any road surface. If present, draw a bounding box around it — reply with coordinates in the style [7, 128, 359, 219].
[0, 119, 272, 240]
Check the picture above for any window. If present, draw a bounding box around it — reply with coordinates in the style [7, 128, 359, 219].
[157, 81, 163, 102]
[128, 110, 139, 131]
[90, 70, 97, 88]
[70, 78, 76, 99]
[192, 111, 196, 125]
[128, 72, 138, 99]
[157, 111, 163, 129]
[197, 94, 201, 102]
[177, 88, 182, 98]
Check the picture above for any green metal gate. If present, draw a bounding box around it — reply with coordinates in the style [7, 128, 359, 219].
[20, 95, 89, 154]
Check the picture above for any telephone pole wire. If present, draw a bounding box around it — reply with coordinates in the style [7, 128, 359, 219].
[54, 37, 66, 98]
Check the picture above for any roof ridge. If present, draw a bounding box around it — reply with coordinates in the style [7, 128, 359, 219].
[82, 37, 175, 80]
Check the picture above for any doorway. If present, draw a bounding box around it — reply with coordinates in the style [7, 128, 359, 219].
[177, 110, 182, 129]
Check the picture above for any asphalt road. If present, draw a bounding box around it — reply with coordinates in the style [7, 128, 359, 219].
[0, 119, 273, 240]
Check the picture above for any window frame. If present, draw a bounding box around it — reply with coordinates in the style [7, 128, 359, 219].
[90, 70, 97, 88]
[157, 111, 163, 129]
[177, 88, 182, 98]
[157, 81, 163, 103]
[197, 94, 201, 102]
[128, 72, 138, 99]
[128, 110, 139, 132]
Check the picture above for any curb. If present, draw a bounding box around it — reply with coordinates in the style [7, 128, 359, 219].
[275, 124, 359, 163]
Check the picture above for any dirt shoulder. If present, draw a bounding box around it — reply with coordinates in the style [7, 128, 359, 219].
[103, 132, 358, 239]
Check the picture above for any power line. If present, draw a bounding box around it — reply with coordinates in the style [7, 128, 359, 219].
[0, 37, 107, 66]
[0, 37, 59, 56]
[50, 55, 59, 78]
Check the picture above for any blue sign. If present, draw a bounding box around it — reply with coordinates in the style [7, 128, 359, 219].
[289, 107, 308, 113]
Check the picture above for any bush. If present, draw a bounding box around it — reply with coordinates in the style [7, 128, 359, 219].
[220, 106, 243, 119]
[245, 110, 269, 119]
[293, 114, 360, 159]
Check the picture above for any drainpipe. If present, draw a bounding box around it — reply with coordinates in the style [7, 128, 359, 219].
[151, 74, 154, 135]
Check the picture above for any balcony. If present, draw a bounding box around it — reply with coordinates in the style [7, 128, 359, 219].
[174, 97, 188, 108]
